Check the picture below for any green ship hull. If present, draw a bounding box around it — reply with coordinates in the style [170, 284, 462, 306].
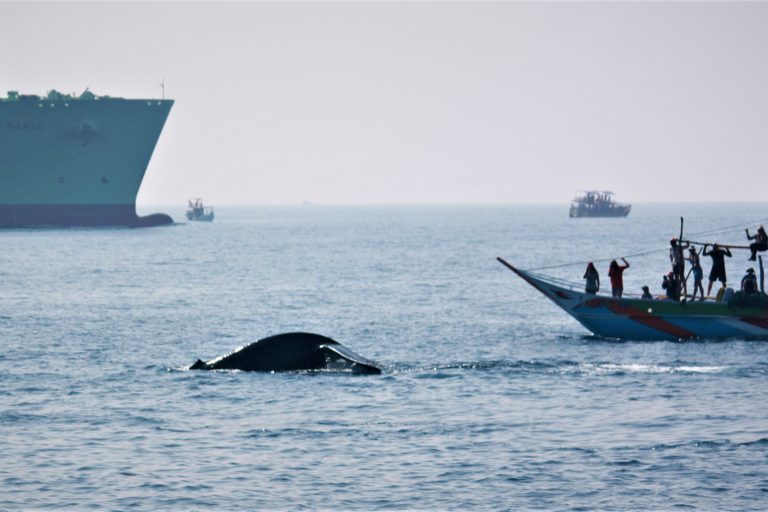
[0, 90, 173, 227]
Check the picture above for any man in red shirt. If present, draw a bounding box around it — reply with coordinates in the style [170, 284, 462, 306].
[608, 258, 630, 298]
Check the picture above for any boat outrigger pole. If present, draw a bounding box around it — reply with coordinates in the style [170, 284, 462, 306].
[680, 216, 684, 241]
[679, 240, 751, 250]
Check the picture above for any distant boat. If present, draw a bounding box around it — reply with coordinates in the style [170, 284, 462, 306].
[569, 190, 631, 218]
[186, 198, 214, 222]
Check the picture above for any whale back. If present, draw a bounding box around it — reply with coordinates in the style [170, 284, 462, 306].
[193, 332, 380, 373]
[201, 332, 337, 371]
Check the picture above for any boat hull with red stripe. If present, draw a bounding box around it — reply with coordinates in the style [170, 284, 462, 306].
[498, 257, 768, 340]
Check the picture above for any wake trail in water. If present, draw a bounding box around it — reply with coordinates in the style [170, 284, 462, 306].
[389, 359, 765, 377]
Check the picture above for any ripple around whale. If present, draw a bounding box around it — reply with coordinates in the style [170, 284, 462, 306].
[174, 356, 764, 378]
[389, 359, 741, 377]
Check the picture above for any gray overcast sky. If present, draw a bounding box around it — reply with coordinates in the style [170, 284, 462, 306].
[2, 1, 768, 205]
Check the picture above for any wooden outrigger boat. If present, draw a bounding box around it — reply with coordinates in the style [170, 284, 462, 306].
[497, 257, 768, 341]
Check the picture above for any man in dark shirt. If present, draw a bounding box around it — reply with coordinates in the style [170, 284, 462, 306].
[703, 243, 732, 297]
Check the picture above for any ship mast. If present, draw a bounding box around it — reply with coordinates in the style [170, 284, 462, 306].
[159, 78, 165, 100]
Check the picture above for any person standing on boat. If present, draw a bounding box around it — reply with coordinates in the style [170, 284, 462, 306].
[641, 285, 653, 300]
[704, 243, 732, 297]
[669, 238, 689, 299]
[608, 258, 630, 298]
[688, 246, 705, 301]
[746, 225, 768, 261]
[583, 262, 600, 294]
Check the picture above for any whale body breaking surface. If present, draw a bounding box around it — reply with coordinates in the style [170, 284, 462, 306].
[189, 332, 382, 374]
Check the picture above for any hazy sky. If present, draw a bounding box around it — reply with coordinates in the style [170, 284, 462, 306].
[2, 1, 768, 205]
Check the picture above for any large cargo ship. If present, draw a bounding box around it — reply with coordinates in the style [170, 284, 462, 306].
[0, 89, 173, 227]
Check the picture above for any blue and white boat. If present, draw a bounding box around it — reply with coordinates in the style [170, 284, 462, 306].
[497, 257, 768, 340]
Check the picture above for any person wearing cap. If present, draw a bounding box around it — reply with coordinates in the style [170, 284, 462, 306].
[641, 285, 653, 300]
[688, 246, 705, 301]
[583, 262, 599, 294]
[746, 225, 768, 261]
[741, 268, 758, 296]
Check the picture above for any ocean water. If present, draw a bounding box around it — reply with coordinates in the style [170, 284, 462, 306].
[2, 203, 767, 511]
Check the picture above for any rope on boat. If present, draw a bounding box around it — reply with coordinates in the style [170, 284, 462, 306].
[526, 269, 646, 298]
[685, 216, 768, 239]
[678, 216, 768, 250]
[526, 270, 583, 288]
[524, 216, 768, 272]
[524, 247, 665, 271]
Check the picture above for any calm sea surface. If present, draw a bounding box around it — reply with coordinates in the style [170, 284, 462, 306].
[2, 203, 767, 510]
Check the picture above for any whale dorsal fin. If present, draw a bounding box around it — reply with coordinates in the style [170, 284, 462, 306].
[189, 359, 208, 370]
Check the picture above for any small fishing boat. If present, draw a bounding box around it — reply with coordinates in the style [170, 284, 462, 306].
[186, 198, 214, 222]
[570, 191, 631, 218]
[497, 257, 768, 340]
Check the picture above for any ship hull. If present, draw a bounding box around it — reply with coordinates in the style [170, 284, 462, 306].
[0, 95, 173, 227]
[569, 205, 631, 218]
[497, 257, 768, 340]
[0, 204, 171, 227]
[186, 212, 214, 222]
